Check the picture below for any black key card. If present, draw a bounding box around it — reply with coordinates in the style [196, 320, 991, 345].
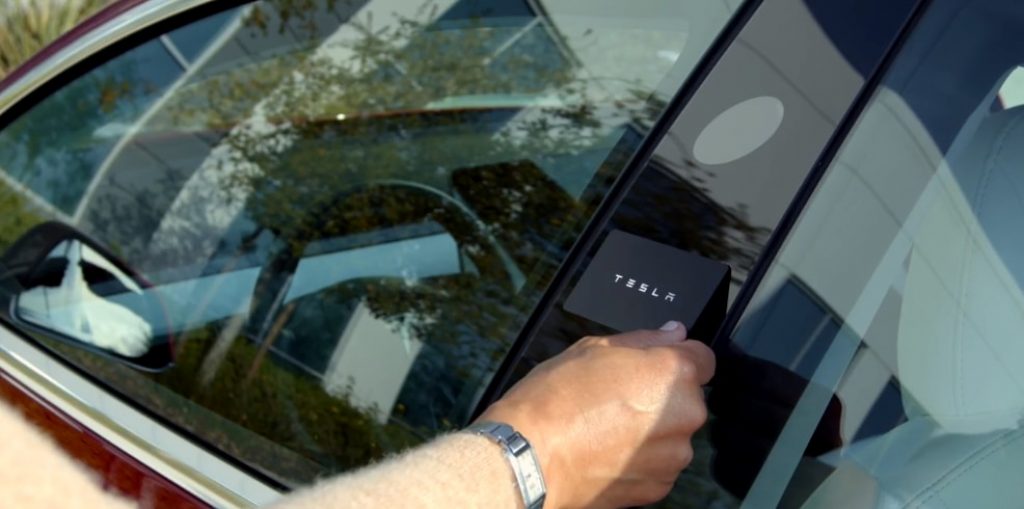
[563, 230, 730, 341]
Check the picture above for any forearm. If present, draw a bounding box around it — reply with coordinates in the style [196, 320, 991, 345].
[272, 433, 521, 509]
[0, 404, 132, 509]
[0, 398, 520, 509]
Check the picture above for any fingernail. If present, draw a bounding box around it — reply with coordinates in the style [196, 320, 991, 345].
[660, 320, 681, 331]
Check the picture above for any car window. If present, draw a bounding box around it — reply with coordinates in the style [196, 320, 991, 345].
[708, 0, 1024, 507]
[0, 0, 740, 485]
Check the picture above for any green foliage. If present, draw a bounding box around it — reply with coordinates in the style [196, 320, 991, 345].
[0, 0, 111, 78]
[162, 327, 422, 480]
[0, 178, 44, 247]
[46, 325, 421, 485]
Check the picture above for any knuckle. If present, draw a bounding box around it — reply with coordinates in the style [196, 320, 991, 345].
[677, 357, 698, 382]
[579, 335, 611, 348]
[675, 444, 695, 470]
[650, 349, 684, 373]
[688, 398, 709, 428]
[670, 388, 708, 431]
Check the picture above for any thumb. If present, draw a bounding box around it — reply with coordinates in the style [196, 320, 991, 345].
[610, 321, 688, 348]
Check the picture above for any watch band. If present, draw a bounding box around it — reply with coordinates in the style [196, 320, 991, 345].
[467, 421, 546, 509]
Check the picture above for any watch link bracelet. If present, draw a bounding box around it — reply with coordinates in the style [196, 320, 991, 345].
[466, 421, 547, 508]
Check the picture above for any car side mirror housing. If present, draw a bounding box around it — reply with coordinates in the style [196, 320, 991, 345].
[1, 222, 173, 371]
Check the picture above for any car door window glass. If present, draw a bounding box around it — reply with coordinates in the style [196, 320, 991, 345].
[0, 39, 185, 216]
[708, 0, 1024, 507]
[0, 0, 739, 485]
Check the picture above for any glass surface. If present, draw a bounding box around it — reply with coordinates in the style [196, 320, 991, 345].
[0, 0, 738, 485]
[0, 39, 182, 215]
[12, 235, 173, 369]
[709, 0, 1024, 506]
[507, 0, 919, 505]
[166, 8, 236, 63]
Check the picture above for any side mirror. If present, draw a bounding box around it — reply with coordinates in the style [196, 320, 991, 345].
[2, 222, 173, 371]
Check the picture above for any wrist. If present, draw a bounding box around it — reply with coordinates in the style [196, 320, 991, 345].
[477, 402, 570, 509]
[455, 432, 527, 509]
[466, 421, 545, 508]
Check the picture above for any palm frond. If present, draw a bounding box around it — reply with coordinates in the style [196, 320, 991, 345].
[0, 0, 111, 78]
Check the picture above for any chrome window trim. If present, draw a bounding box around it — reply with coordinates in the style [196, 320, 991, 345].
[0, 0, 220, 118]
[0, 324, 283, 507]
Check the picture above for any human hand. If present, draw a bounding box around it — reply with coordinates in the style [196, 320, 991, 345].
[477, 322, 715, 509]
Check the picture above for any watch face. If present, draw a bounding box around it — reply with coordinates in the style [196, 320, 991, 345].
[523, 470, 544, 496]
[472, 422, 546, 505]
[515, 451, 546, 499]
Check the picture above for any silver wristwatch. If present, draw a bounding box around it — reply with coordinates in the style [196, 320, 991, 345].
[467, 421, 546, 509]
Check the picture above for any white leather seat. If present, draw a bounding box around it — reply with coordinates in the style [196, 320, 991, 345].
[805, 104, 1024, 508]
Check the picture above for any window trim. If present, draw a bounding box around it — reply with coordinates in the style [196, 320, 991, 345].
[696, 1, 937, 503]
[715, 0, 934, 344]
[0, 324, 283, 506]
[0, 0, 225, 119]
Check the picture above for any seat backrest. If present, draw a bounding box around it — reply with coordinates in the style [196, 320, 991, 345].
[806, 104, 1024, 508]
[897, 105, 1024, 435]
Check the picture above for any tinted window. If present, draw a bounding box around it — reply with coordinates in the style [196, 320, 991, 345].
[0, 38, 184, 215]
[710, 0, 1024, 506]
[0, 0, 739, 485]
[166, 8, 236, 63]
[494, 0, 919, 506]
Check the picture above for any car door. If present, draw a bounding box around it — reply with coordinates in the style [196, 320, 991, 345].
[0, 0, 957, 507]
[0, 0, 746, 504]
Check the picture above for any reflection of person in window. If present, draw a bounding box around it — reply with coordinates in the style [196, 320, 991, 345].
[0, 321, 713, 508]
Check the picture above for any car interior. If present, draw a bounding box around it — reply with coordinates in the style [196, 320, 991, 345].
[728, 0, 1024, 506]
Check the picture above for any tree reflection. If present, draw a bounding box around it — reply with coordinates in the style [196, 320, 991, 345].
[1, 0, 766, 487]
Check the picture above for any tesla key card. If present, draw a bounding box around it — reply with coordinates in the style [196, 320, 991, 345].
[563, 230, 730, 340]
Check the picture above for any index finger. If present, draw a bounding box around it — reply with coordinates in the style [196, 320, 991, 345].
[606, 321, 688, 349]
